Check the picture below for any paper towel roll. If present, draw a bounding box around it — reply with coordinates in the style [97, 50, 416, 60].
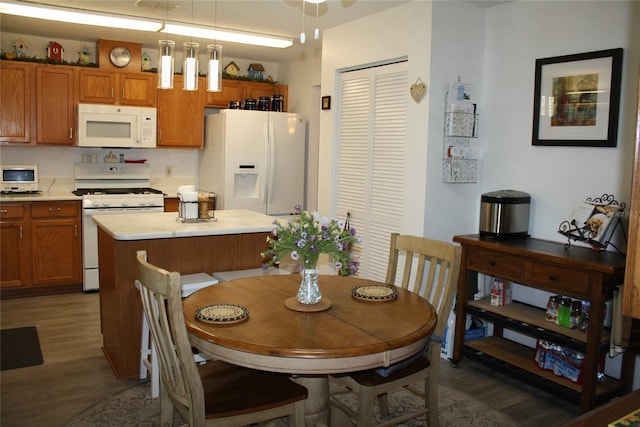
[177, 185, 195, 194]
[180, 191, 198, 202]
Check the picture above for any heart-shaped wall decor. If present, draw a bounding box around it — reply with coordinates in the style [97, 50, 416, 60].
[410, 79, 426, 103]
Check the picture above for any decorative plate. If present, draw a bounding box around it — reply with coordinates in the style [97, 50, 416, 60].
[352, 285, 398, 301]
[195, 304, 249, 324]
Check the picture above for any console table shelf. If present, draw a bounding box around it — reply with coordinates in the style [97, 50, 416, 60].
[452, 234, 629, 413]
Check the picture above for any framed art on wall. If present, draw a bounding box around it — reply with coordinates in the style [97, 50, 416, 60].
[532, 48, 623, 147]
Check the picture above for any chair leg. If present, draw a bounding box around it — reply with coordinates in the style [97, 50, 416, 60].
[426, 373, 439, 427]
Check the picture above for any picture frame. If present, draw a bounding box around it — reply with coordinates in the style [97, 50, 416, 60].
[322, 96, 331, 110]
[532, 48, 623, 147]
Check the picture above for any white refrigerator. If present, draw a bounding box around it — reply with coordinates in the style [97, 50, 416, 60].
[199, 110, 306, 216]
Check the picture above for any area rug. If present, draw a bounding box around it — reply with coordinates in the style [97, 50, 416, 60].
[64, 380, 518, 426]
[0, 326, 44, 371]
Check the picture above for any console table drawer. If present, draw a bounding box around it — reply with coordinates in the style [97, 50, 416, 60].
[467, 247, 525, 280]
[524, 261, 590, 296]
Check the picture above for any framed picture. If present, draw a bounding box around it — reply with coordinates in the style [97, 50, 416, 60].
[532, 48, 623, 147]
[322, 96, 331, 110]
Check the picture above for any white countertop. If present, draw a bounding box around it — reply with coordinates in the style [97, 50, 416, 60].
[92, 209, 278, 240]
[0, 191, 81, 201]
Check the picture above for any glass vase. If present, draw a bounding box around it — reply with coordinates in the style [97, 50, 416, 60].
[297, 267, 322, 304]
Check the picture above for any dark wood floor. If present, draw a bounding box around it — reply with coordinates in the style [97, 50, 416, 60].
[0, 292, 581, 426]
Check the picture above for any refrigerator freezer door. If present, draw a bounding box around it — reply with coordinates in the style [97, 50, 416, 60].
[265, 113, 306, 216]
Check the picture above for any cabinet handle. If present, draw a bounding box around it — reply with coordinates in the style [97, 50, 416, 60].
[74, 224, 78, 237]
[122, 88, 126, 99]
[0, 209, 7, 214]
[549, 274, 557, 280]
[19, 226, 23, 239]
[48, 207, 62, 214]
[489, 260, 496, 266]
[69, 128, 73, 139]
[111, 88, 115, 98]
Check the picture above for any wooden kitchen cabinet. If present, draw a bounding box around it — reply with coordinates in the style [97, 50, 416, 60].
[0, 61, 34, 144]
[0, 201, 82, 298]
[30, 201, 82, 286]
[205, 79, 288, 111]
[452, 235, 629, 413]
[205, 79, 242, 108]
[0, 203, 30, 289]
[78, 69, 156, 107]
[35, 65, 76, 145]
[156, 75, 205, 148]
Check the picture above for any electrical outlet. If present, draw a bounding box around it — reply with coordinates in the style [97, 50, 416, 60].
[165, 165, 173, 177]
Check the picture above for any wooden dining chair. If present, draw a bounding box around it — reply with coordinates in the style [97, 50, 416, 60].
[330, 233, 461, 427]
[135, 250, 308, 427]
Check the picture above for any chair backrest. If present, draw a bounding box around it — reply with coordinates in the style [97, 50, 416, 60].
[384, 233, 462, 339]
[136, 250, 205, 425]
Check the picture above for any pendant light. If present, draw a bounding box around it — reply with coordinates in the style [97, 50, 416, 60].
[157, 0, 174, 89]
[206, 0, 222, 92]
[183, 0, 199, 91]
[183, 42, 199, 91]
[301, 0, 325, 44]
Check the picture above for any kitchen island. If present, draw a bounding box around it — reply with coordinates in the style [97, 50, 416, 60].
[93, 210, 278, 379]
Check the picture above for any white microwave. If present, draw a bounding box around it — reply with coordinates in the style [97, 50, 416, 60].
[77, 104, 157, 148]
[1, 165, 39, 193]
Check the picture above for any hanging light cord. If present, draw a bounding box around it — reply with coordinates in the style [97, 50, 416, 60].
[301, 0, 306, 44]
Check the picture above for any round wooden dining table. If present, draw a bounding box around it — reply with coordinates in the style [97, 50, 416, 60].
[183, 274, 437, 426]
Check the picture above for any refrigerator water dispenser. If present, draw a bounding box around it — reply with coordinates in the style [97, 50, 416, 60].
[233, 164, 259, 199]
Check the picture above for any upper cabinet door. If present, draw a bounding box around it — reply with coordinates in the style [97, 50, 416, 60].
[36, 65, 76, 145]
[157, 75, 204, 148]
[79, 70, 155, 107]
[78, 69, 116, 104]
[0, 62, 34, 144]
[119, 73, 156, 107]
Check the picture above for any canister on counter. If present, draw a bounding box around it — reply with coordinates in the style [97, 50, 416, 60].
[228, 101, 241, 109]
[243, 99, 256, 110]
[198, 193, 209, 219]
[271, 95, 283, 112]
[258, 96, 270, 111]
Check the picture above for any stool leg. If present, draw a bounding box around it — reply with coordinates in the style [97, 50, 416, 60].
[150, 340, 159, 399]
[140, 313, 151, 379]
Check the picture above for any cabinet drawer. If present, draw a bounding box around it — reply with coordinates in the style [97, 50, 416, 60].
[467, 247, 525, 281]
[0, 203, 26, 219]
[524, 261, 590, 296]
[31, 201, 80, 218]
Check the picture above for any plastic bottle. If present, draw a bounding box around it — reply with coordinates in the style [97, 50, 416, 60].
[545, 295, 561, 322]
[578, 301, 590, 333]
[557, 297, 572, 328]
[569, 300, 582, 329]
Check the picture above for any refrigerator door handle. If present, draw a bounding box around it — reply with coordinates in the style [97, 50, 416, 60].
[262, 122, 269, 205]
[268, 122, 276, 205]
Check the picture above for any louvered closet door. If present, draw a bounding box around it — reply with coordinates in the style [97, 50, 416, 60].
[336, 61, 408, 281]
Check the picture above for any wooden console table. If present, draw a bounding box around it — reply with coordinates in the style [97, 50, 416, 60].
[452, 234, 630, 413]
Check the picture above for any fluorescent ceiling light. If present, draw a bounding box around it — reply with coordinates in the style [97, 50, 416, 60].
[165, 23, 293, 49]
[0, 0, 293, 49]
[0, 0, 164, 32]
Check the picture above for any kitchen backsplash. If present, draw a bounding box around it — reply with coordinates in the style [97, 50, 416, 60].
[1, 146, 199, 195]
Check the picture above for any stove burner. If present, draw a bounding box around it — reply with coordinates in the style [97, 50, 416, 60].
[72, 188, 164, 196]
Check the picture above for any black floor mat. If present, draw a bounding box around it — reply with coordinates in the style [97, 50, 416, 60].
[1, 326, 44, 371]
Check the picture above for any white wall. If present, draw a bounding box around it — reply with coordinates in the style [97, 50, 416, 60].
[424, 1, 487, 241]
[318, 1, 432, 235]
[482, 1, 640, 244]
